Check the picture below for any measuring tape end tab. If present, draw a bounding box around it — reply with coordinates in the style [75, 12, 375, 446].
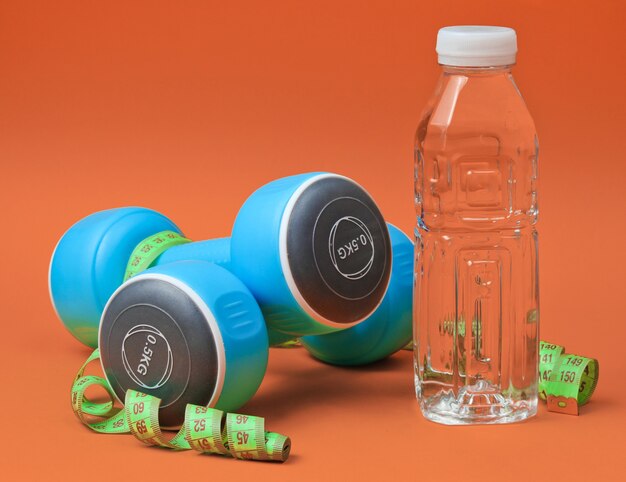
[546, 395, 579, 415]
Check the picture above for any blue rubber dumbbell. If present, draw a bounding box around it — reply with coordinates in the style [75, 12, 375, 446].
[49, 172, 392, 347]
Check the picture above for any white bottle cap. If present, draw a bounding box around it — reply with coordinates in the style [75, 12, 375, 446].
[436, 26, 517, 67]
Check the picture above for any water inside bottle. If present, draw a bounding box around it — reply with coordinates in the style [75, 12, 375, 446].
[414, 64, 539, 424]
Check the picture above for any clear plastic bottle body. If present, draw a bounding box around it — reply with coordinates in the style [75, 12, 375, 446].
[414, 65, 539, 424]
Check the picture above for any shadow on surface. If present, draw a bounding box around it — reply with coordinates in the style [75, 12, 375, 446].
[242, 349, 414, 421]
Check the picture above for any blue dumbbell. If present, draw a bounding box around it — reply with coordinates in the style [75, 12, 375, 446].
[50, 172, 392, 347]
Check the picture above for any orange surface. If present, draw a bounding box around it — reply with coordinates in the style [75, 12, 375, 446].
[1, 1, 625, 480]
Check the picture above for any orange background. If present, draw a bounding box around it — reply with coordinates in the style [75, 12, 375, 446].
[1, 1, 625, 480]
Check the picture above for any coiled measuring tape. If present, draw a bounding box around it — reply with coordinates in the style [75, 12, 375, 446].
[71, 349, 291, 462]
[539, 341, 599, 415]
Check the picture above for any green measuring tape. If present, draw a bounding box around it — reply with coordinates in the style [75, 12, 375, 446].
[123, 230, 191, 281]
[71, 349, 291, 462]
[539, 341, 599, 415]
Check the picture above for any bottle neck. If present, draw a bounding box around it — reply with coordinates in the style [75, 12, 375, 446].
[440, 64, 513, 76]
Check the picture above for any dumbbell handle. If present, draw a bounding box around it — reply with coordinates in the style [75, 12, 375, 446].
[155, 237, 231, 270]
[154, 237, 305, 346]
[153, 236, 299, 345]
